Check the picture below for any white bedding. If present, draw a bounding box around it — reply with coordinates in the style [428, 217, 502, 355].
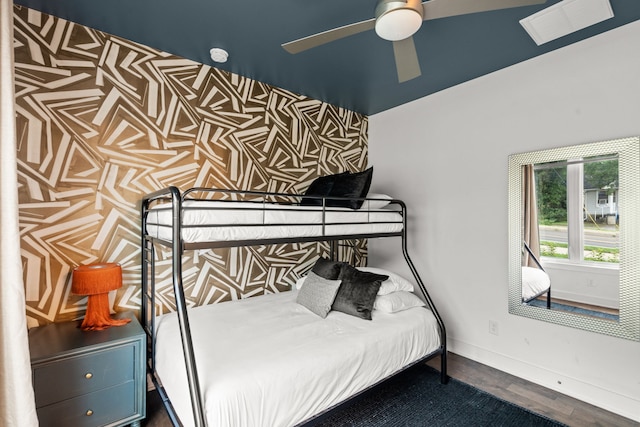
[154, 291, 441, 427]
[522, 266, 551, 301]
[145, 200, 403, 243]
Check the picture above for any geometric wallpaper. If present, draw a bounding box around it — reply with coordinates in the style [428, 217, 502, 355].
[13, 6, 368, 326]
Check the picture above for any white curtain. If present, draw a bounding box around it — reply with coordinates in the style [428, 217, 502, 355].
[0, 1, 39, 425]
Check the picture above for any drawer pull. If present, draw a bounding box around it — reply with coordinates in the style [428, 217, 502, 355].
[84, 372, 93, 379]
[85, 409, 93, 416]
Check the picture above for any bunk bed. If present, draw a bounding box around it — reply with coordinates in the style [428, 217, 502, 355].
[141, 186, 447, 427]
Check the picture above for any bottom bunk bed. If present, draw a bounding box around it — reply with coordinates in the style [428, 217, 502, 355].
[141, 186, 447, 427]
[154, 288, 442, 427]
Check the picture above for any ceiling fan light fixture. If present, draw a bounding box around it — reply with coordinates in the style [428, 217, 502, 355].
[374, 0, 424, 41]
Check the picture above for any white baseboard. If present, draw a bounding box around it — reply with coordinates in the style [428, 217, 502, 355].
[551, 290, 618, 309]
[448, 338, 640, 423]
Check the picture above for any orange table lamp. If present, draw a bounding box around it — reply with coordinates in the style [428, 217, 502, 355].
[72, 263, 131, 331]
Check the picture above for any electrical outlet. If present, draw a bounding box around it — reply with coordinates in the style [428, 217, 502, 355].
[489, 320, 499, 336]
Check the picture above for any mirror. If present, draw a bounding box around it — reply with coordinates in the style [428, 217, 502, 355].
[508, 137, 640, 340]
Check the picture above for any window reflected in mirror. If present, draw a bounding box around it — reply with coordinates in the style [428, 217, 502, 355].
[523, 156, 620, 321]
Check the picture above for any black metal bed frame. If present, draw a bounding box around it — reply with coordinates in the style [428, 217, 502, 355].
[141, 186, 448, 427]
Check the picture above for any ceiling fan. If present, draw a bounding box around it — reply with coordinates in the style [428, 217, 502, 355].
[282, 0, 546, 83]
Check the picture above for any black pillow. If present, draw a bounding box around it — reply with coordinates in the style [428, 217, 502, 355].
[311, 256, 343, 280]
[332, 263, 388, 320]
[326, 167, 373, 210]
[301, 172, 349, 206]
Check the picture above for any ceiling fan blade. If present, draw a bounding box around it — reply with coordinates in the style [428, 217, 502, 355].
[282, 19, 376, 54]
[422, 0, 546, 21]
[393, 38, 421, 83]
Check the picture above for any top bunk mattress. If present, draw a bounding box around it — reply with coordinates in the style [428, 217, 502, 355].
[154, 290, 441, 427]
[145, 200, 404, 243]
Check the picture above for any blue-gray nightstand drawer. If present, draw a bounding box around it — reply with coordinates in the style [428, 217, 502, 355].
[33, 344, 134, 407]
[29, 312, 145, 427]
[36, 380, 136, 427]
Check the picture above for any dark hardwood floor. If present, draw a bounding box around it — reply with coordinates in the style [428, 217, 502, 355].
[426, 353, 638, 427]
[142, 352, 638, 427]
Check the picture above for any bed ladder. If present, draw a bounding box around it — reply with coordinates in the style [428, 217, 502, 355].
[141, 187, 207, 427]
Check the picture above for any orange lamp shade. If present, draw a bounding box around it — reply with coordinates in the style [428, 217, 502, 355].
[72, 263, 130, 331]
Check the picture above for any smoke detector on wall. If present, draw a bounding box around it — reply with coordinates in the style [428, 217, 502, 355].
[520, 0, 614, 45]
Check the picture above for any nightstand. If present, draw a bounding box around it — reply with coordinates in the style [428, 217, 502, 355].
[29, 312, 146, 427]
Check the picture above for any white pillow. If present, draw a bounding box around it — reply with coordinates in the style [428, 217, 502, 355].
[374, 291, 425, 313]
[359, 193, 392, 210]
[357, 266, 414, 295]
[295, 275, 307, 290]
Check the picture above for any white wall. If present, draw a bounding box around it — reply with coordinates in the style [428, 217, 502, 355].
[368, 21, 640, 422]
[544, 261, 619, 308]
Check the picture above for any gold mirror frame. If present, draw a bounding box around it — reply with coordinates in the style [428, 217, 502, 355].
[508, 137, 640, 341]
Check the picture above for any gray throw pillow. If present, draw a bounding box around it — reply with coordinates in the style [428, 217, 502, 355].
[296, 271, 342, 318]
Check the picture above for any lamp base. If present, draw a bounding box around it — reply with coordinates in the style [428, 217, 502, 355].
[80, 293, 131, 331]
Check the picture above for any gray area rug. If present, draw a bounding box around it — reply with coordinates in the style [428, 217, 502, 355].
[528, 299, 618, 321]
[305, 364, 565, 427]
